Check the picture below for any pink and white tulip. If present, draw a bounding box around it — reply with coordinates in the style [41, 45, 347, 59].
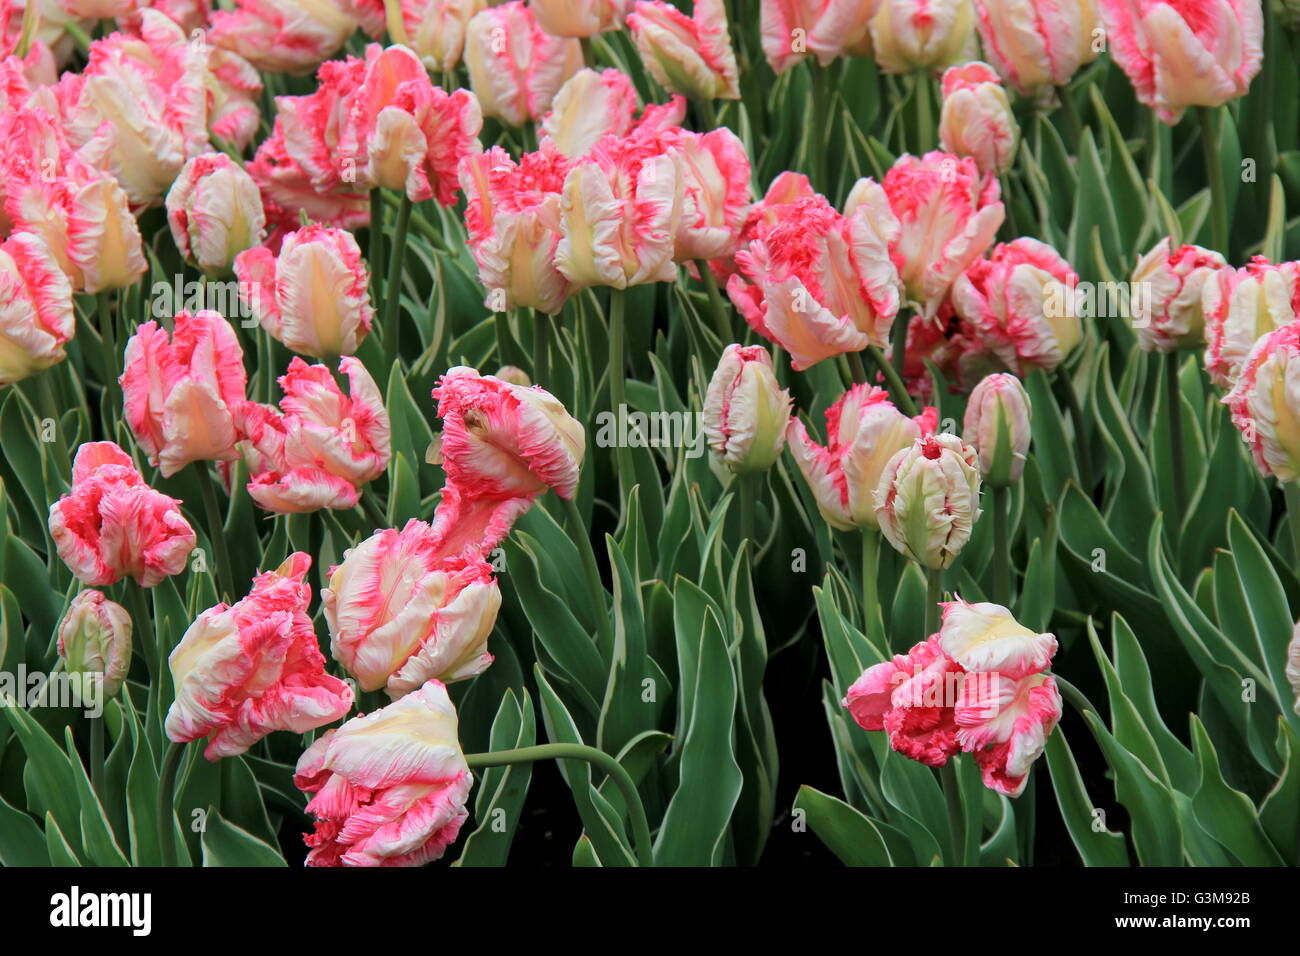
[166, 553, 354, 760]
[1202, 256, 1300, 387]
[955, 668, 1062, 796]
[294, 680, 471, 867]
[627, 0, 740, 102]
[528, 0, 631, 37]
[702, 344, 793, 474]
[1130, 236, 1226, 355]
[464, 1, 583, 126]
[937, 61, 1017, 177]
[759, 0, 879, 74]
[0, 230, 75, 387]
[58, 589, 132, 702]
[962, 371, 1032, 485]
[869, 0, 977, 74]
[48, 442, 197, 588]
[539, 68, 640, 159]
[388, 0, 486, 72]
[875, 432, 981, 569]
[210, 0, 359, 75]
[165, 152, 267, 277]
[937, 597, 1057, 680]
[669, 127, 751, 262]
[1224, 322, 1300, 482]
[975, 0, 1101, 94]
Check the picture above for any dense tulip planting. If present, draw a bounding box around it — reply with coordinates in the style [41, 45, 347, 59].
[1, 0, 1300, 874]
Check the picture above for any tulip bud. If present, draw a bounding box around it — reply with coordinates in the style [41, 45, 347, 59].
[938, 61, 1018, 177]
[166, 153, 267, 278]
[494, 365, 532, 386]
[937, 597, 1057, 679]
[465, 2, 583, 126]
[1225, 323, 1300, 482]
[0, 231, 76, 387]
[1202, 256, 1300, 388]
[974, 0, 1101, 95]
[962, 372, 1031, 486]
[627, 0, 740, 102]
[1130, 237, 1226, 354]
[869, 0, 976, 74]
[703, 344, 793, 474]
[58, 590, 132, 702]
[788, 385, 938, 530]
[295, 680, 471, 866]
[875, 433, 981, 569]
[1098, 0, 1263, 124]
[528, 0, 631, 37]
[235, 223, 375, 358]
[389, 0, 486, 71]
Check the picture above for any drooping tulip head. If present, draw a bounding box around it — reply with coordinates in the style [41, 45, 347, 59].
[787, 384, 939, 530]
[1202, 256, 1300, 387]
[166, 152, 268, 278]
[1130, 236, 1227, 355]
[875, 432, 982, 569]
[627, 0, 740, 102]
[937, 61, 1018, 177]
[1224, 322, 1300, 482]
[974, 0, 1101, 94]
[962, 371, 1032, 486]
[703, 344, 793, 474]
[58, 590, 133, 702]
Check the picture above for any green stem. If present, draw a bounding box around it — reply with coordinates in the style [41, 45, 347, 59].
[890, 312, 909, 380]
[531, 309, 549, 388]
[694, 97, 718, 131]
[739, 473, 756, 548]
[465, 743, 653, 866]
[64, 19, 92, 53]
[1198, 106, 1228, 254]
[1284, 482, 1300, 565]
[924, 566, 941, 636]
[128, 582, 157, 686]
[1055, 369, 1093, 493]
[89, 712, 105, 798]
[992, 484, 1011, 606]
[98, 291, 122, 417]
[866, 345, 919, 417]
[808, 62, 828, 194]
[382, 193, 414, 373]
[197, 465, 237, 602]
[846, 350, 869, 385]
[1166, 351, 1187, 535]
[608, 290, 634, 503]
[1055, 675, 1099, 718]
[369, 190, 385, 300]
[695, 260, 731, 342]
[1056, 85, 1082, 152]
[915, 70, 934, 154]
[939, 760, 967, 867]
[561, 495, 614, 656]
[157, 740, 185, 867]
[862, 528, 882, 648]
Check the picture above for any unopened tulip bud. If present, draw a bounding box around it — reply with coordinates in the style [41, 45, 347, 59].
[494, 365, 531, 387]
[1225, 323, 1300, 482]
[703, 344, 792, 474]
[875, 433, 981, 569]
[1130, 237, 1226, 354]
[166, 153, 268, 277]
[870, 0, 976, 74]
[58, 590, 132, 702]
[627, 0, 740, 102]
[938, 61, 1017, 177]
[962, 372, 1031, 486]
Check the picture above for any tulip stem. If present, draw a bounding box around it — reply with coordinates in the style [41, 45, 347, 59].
[532, 309, 550, 387]
[157, 740, 186, 867]
[939, 760, 968, 867]
[607, 290, 634, 504]
[739, 473, 756, 549]
[89, 712, 105, 798]
[1284, 482, 1300, 565]
[97, 291, 122, 417]
[1054, 369, 1093, 494]
[33, 371, 71, 484]
[914, 70, 934, 154]
[862, 529, 883, 649]
[846, 350, 869, 385]
[866, 345, 919, 417]
[383, 193, 414, 373]
[464, 743, 653, 867]
[890, 313, 909, 379]
[695, 260, 731, 342]
[1166, 351, 1187, 535]
[1198, 106, 1228, 254]
[198, 465, 237, 602]
[369, 191, 385, 300]
[924, 567, 941, 636]
[561, 495, 614, 656]
[693, 97, 718, 132]
[807, 62, 829, 194]
[991, 484, 1011, 606]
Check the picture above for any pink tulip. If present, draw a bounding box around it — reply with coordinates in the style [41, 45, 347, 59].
[235, 223, 375, 358]
[702, 344, 792, 474]
[464, 1, 583, 126]
[0, 230, 75, 387]
[205, 47, 265, 153]
[1287, 623, 1300, 717]
[975, 0, 1101, 94]
[951, 237, 1081, 374]
[234, 357, 391, 513]
[727, 183, 901, 370]
[627, 0, 740, 102]
[294, 680, 471, 867]
[340, 0, 388, 36]
[165, 152, 267, 277]
[1128, 236, 1227, 356]
[882, 150, 1004, 321]
[120, 310, 248, 479]
[58, 589, 133, 702]
[539, 68, 639, 158]
[669, 127, 751, 262]
[1098, 0, 1263, 124]
[1225, 322, 1300, 482]
[787, 384, 938, 530]
[869, 0, 977, 74]
[324, 519, 501, 696]
[759, 0, 879, 74]
[955, 670, 1061, 796]
[166, 553, 354, 760]
[210, 0, 360, 75]
[528, 0, 631, 37]
[388, 0, 486, 72]
[875, 433, 982, 570]
[122, 0, 213, 34]
[937, 61, 1018, 177]
[339, 44, 483, 204]
[1203, 257, 1300, 387]
[937, 597, 1057, 680]
[271, 54, 367, 198]
[48, 442, 197, 588]
[962, 371, 1032, 485]
[460, 144, 571, 315]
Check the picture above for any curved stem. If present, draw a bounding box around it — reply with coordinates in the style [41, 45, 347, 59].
[695, 260, 731, 342]
[739, 473, 756, 549]
[157, 740, 186, 867]
[197, 465, 237, 602]
[1166, 351, 1186, 536]
[33, 371, 71, 484]
[1055, 674, 1099, 718]
[98, 291, 122, 420]
[866, 345, 918, 417]
[991, 484, 1011, 607]
[561, 495, 613, 656]
[1198, 106, 1228, 254]
[382, 193, 414, 373]
[846, 350, 869, 385]
[465, 743, 653, 866]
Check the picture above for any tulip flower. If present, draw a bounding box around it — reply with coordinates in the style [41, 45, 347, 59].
[0, 230, 76, 387]
[1287, 623, 1300, 716]
[787, 384, 938, 530]
[210, 0, 360, 75]
[875, 432, 981, 570]
[165, 153, 268, 278]
[703, 344, 793, 474]
[1202, 257, 1300, 388]
[669, 127, 752, 262]
[937, 597, 1057, 679]
[1098, 0, 1263, 124]
[974, 0, 1101, 94]
[528, 0, 631, 37]
[339, 43, 483, 204]
[759, 0, 879, 74]
[235, 223, 376, 358]
[323, 519, 502, 697]
[539, 68, 640, 159]
[464, 1, 583, 126]
[268, 54, 367, 197]
[1224, 321, 1300, 482]
[48, 442, 197, 588]
[882, 151, 1004, 321]
[627, 0, 740, 103]
[937, 61, 1017, 177]
[387, 0, 486, 71]
[294, 680, 471, 867]
[58, 590, 132, 702]
[119, 310, 248, 479]
[205, 47, 266, 154]
[459, 144, 571, 315]
[951, 238, 1081, 375]
[234, 357, 391, 513]
[869, 0, 977, 74]
[1130, 237, 1227, 356]
[165, 553, 354, 760]
[955, 668, 1062, 796]
[963, 372, 1031, 486]
[727, 184, 901, 369]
